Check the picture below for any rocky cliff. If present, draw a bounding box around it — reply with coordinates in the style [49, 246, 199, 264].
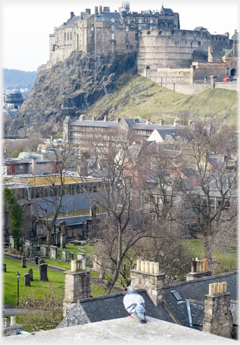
[9, 51, 137, 137]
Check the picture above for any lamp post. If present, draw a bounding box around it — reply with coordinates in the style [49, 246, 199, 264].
[16, 271, 20, 307]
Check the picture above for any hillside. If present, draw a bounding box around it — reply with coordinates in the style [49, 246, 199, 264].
[3, 69, 37, 89]
[87, 75, 238, 126]
[9, 51, 238, 137]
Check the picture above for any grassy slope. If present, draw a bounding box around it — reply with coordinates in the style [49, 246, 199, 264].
[88, 74, 238, 126]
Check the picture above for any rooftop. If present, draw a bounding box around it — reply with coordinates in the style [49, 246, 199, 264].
[5, 175, 101, 187]
[5, 316, 234, 343]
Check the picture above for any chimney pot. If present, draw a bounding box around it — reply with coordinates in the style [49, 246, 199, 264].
[141, 261, 145, 272]
[136, 259, 141, 271]
[154, 262, 159, 274]
[150, 262, 154, 274]
[104, 115, 108, 122]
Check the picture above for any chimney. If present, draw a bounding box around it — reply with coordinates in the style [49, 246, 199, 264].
[146, 118, 151, 125]
[116, 117, 121, 123]
[202, 282, 233, 338]
[95, 6, 98, 16]
[85, 8, 91, 15]
[104, 115, 108, 122]
[130, 259, 165, 306]
[174, 118, 179, 126]
[186, 258, 211, 281]
[79, 114, 85, 121]
[103, 7, 110, 12]
[63, 259, 91, 317]
[160, 119, 164, 126]
[70, 12, 74, 18]
[99, 6, 102, 14]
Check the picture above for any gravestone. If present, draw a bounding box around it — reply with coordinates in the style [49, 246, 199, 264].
[28, 268, 33, 281]
[9, 236, 14, 251]
[39, 259, 45, 266]
[62, 250, 67, 262]
[21, 255, 27, 268]
[39, 263, 48, 281]
[50, 246, 57, 260]
[60, 233, 66, 249]
[40, 245, 48, 257]
[24, 273, 31, 286]
[35, 256, 39, 265]
[3, 264, 6, 272]
[77, 253, 84, 261]
[68, 252, 74, 261]
[86, 256, 91, 267]
[26, 247, 30, 258]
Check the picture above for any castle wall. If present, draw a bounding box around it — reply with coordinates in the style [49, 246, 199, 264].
[137, 29, 210, 73]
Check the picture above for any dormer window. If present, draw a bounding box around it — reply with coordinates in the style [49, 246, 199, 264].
[126, 26, 129, 32]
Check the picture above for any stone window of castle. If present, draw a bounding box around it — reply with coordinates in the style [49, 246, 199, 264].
[111, 25, 115, 32]
[150, 19, 153, 23]
[64, 33, 66, 41]
[67, 32, 69, 40]
[198, 41, 201, 46]
[138, 18, 142, 23]
[127, 19, 130, 24]
[70, 32, 72, 40]
[138, 26, 142, 31]
[126, 26, 129, 31]
[111, 33, 115, 40]
[91, 27, 94, 31]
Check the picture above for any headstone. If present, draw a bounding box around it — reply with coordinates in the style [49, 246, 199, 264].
[24, 273, 31, 286]
[29, 245, 34, 258]
[40, 245, 48, 257]
[26, 247, 30, 258]
[28, 268, 33, 281]
[50, 246, 57, 260]
[77, 253, 84, 261]
[3, 264, 6, 272]
[60, 233, 66, 249]
[68, 252, 74, 261]
[39, 259, 45, 266]
[39, 263, 48, 281]
[62, 250, 67, 262]
[86, 257, 91, 267]
[21, 255, 27, 268]
[35, 256, 39, 265]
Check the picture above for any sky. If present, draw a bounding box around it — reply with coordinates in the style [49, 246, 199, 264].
[1, 0, 240, 72]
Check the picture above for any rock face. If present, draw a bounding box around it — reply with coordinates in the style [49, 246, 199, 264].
[10, 51, 137, 137]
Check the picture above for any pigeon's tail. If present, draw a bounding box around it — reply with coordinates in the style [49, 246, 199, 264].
[135, 304, 146, 323]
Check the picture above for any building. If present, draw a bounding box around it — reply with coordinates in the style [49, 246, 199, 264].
[57, 259, 237, 339]
[38, 2, 238, 95]
[3, 89, 24, 109]
[63, 115, 187, 146]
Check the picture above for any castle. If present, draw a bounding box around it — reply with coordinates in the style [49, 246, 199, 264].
[39, 2, 238, 94]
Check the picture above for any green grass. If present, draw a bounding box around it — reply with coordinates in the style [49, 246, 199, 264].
[87, 74, 238, 126]
[180, 239, 238, 274]
[3, 258, 65, 306]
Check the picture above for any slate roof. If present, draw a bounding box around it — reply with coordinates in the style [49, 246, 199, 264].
[57, 15, 80, 29]
[71, 119, 118, 128]
[211, 49, 225, 59]
[164, 272, 238, 330]
[58, 272, 238, 332]
[58, 290, 173, 328]
[95, 12, 123, 23]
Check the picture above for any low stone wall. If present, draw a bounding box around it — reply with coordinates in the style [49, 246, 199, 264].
[215, 82, 238, 91]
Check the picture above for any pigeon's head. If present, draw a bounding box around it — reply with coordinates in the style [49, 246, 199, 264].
[127, 286, 137, 294]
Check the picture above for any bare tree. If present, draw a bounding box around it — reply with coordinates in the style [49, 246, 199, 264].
[175, 121, 238, 265]
[76, 129, 158, 294]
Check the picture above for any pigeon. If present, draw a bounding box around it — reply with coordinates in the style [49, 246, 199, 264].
[123, 286, 147, 323]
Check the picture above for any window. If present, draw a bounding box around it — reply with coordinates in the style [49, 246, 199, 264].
[91, 27, 94, 31]
[138, 18, 142, 23]
[111, 25, 115, 32]
[67, 32, 69, 40]
[126, 26, 129, 31]
[198, 41, 201, 46]
[150, 19, 153, 24]
[64, 33, 66, 40]
[138, 26, 142, 31]
[70, 32, 72, 40]
[111, 33, 115, 40]
[127, 19, 130, 24]
[126, 33, 129, 41]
